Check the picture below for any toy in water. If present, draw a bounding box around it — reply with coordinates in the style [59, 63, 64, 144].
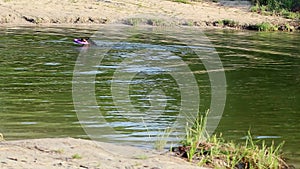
[73, 38, 89, 45]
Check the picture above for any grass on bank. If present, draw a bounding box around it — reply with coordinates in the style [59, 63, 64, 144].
[215, 19, 239, 27]
[175, 110, 289, 168]
[169, 0, 300, 20]
[123, 18, 173, 26]
[248, 22, 295, 31]
[250, 4, 300, 20]
[170, 0, 191, 4]
[256, 22, 278, 31]
[154, 127, 173, 151]
[168, 0, 219, 4]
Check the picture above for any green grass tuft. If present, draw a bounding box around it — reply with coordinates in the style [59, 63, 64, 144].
[181, 110, 209, 161]
[250, 2, 300, 20]
[178, 110, 289, 168]
[72, 153, 82, 159]
[54, 149, 64, 154]
[123, 18, 172, 26]
[133, 154, 149, 160]
[154, 127, 173, 151]
[256, 22, 278, 31]
[169, 0, 191, 4]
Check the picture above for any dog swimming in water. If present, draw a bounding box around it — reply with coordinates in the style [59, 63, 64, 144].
[73, 38, 96, 46]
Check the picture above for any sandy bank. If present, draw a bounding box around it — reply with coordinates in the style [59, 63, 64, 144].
[0, 138, 207, 169]
[0, 0, 296, 29]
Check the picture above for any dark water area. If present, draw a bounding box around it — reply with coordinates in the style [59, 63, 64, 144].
[0, 26, 299, 167]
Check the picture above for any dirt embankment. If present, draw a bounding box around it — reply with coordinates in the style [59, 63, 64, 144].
[0, 0, 298, 30]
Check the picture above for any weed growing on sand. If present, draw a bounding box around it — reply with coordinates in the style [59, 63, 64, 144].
[183, 20, 194, 26]
[123, 17, 173, 26]
[250, 3, 300, 20]
[154, 127, 173, 151]
[281, 10, 300, 19]
[176, 110, 290, 168]
[169, 0, 191, 4]
[72, 153, 82, 159]
[69, 0, 78, 3]
[169, 0, 217, 4]
[147, 19, 167, 26]
[133, 154, 149, 160]
[284, 23, 293, 31]
[250, 4, 260, 12]
[124, 18, 144, 26]
[54, 149, 64, 154]
[223, 19, 239, 27]
[197, 131, 287, 168]
[180, 110, 209, 161]
[256, 22, 278, 31]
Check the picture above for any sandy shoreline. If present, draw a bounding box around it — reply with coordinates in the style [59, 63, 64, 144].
[0, 0, 298, 30]
[0, 138, 207, 169]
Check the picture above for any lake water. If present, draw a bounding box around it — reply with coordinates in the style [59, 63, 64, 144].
[0, 25, 299, 167]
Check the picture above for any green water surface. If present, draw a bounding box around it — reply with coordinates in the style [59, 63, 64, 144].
[0, 26, 299, 167]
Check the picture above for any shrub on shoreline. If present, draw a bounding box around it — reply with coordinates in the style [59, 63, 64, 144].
[256, 22, 278, 31]
[172, 110, 291, 168]
[252, 0, 299, 12]
[250, 0, 300, 20]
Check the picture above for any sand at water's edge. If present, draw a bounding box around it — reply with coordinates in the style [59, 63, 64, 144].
[0, 138, 208, 169]
[0, 0, 293, 27]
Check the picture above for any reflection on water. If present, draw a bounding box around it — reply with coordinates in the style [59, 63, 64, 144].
[0, 26, 299, 167]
